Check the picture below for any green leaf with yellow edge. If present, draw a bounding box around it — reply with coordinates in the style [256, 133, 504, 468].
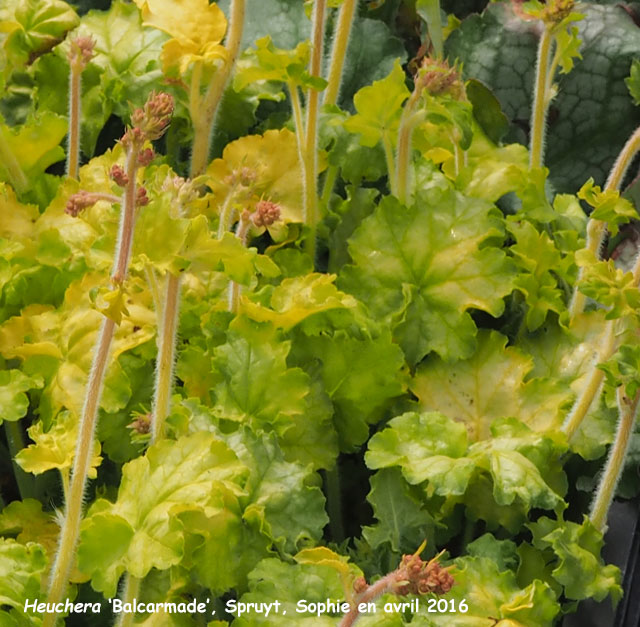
[576, 249, 640, 320]
[528, 516, 622, 603]
[412, 555, 560, 626]
[77, 432, 246, 597]
[241, 274, 357, 331]
[578, 177, 638, 236]
[1, 0, 79, 69]
[15, 410, 102, 478]
[234, 36, 325, 92]
[411, 330, 570, 439]
[0, 538, 47, 622]
[134, 0, 227, 74]
[0, 369, 43, 424]
[599, 343, 640, 401]
[340, 190, 514, 364]
[343, 60, 409, 148]
[554, 24, 583, 74]
[206, 129, 323, 224]
[0, 182, 39, 241]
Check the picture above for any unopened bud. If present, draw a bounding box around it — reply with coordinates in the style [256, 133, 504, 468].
[252, 199, 281, 227]
[131, 91, 174, 141]
[110, 164, 129, 187]
[136, 186, 150, 207]
[68, 36, 95, 71]
[416, 57, 464, 99]
[137, 147, 155, 167]
[65, 191, 97, 217]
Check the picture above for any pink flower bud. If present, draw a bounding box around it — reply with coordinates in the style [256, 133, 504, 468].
[110, 164, 129, 187]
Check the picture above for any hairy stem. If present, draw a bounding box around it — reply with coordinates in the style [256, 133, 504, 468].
[396, 91, 421, 204]
[590, 387, 640, 531]
[382, 134, 397, 196]
[561, 321, 616, 440]
[303, 0, 327, 261]
[570, 125, 640, 320]
[339, 573, 396, 627]
[67, 65, 82, 179]
[151, 273, 181, 443]
[190, 0, 246, 177]
[44, 143, 141, 626]
[116, 575, 142, 627]
[529, 27, 553, 168]
[323, 0, 357, 106]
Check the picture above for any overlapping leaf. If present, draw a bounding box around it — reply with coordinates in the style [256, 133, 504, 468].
[339, 189, 515, 364]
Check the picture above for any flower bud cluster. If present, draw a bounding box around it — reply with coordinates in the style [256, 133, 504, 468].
[65, 191, 100, 217]
[130, 91, 175, 141]
[68, 36, 95, 71]
[392, 553, 455, 596]
[415, 58, 464, 100]
[252, 199, 281, 227]
[110, 164, 129, 187]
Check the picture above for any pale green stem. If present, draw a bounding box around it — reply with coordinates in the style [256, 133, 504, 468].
[67, 63, 82, 179]
[217, 187, 238, 239]
[382, 133, 397, 196]
[4, 420, 34, 500]
[288, 81, 311, 222]
[562, 320, 616, 440]
[395, 91, 421, 204]
[188, 61, 203, 128]
[303, 0, 327, 261]
[590, 387, 640, 531]
[569, 125, 640, 321]
[151, 272, 181, 443]
[144, 264, 163, 324]
[0, 129, 27, 193]
[323, 0, 357, 106]
[228, 217, 250, 313]
[529, 27, 554, 169]
[321, 164, 338, 209]
[44, 143, 141, 627]
[453, 140, 463, 179]
[115, 575, 142, 627]
[189, 0, 246, 177]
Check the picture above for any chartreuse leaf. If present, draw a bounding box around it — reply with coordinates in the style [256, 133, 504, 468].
[0, 111, 67, 194]
[232, 556, 363, 626]
[78, 0, 167, 130]
[578, 178, 638, 236]
[343, 60, 409, 148]
[339, 188, 514, 365]
[0, 538, 47, 624]
[0, 369, 42, 423]
[528, 516, 622, 602]
[227, 429, 328, 554]
[211, 332, 310, 434]
[241, 274, 357, 331]
[206, 129, 314, 224]
[411, 556, 560, 626]
[234, 36, 325, 93]
[576, 250, 640, 320]
[366, 412, 565, 527]
[290, 328, 406, 451]
[134, 0, 227, 74]
[15, 410, 102, 478]
[77, 432, 247, 597]
[0, 0, 78, 69]
[599, 343, 640, 402]
[411, 331, 571, 438]
[507, 220, 567, 331]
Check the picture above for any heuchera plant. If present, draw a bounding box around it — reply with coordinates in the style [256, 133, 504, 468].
[2, 0, 640, 625]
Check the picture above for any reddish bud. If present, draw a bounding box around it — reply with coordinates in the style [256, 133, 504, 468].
[68, 36, 95, 71]
[110, 164, 129, 187]
[137, 147, 155, 167]
[131, 91, 174, 141]
[252, 199, 281, 227]
[136, 186, 150, 207]
[65, 191, 97, 217]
